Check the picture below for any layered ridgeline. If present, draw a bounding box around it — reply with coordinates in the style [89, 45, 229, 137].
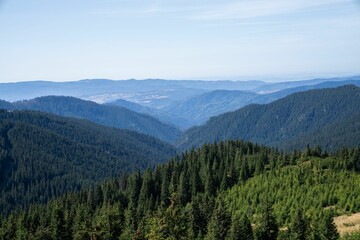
[1, 140, 359, 239]
[0, 110, 176, 215]
[0, 96, 181, 143]
[108, 99, 192, 130]
[0, 79, 265, 102]
[163, 90, 259, 125]
[1, 76, 359, 129]
[179, 85, 360, 151]
[161, 79, 360, 126]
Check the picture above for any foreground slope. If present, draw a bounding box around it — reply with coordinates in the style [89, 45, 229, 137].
[1, 140, 359, 239]
[179, 85, 360, 151]
[0, 110, 175, 215]
[2, 96, 182, 143]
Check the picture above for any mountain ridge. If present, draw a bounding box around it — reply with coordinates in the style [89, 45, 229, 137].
[178, 85, 360, 151]
[0, 96, 182, 143]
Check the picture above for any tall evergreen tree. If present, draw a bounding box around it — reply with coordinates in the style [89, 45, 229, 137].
[227, 214, 254, 240]
[205, 198, 231, 240]
[255, 201, 278, 240]
[288, 209, 309, 240]
[319, 211, 340, 240]
[147, 193, 190, 240]
[50, 206, 69, 240]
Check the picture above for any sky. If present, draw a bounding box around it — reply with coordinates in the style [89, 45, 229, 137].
[0, 0, 360, 83]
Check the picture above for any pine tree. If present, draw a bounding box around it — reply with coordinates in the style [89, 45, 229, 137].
[50, 206, 68, 240]
[288, 209, 309, 240]
[239, 158, 250, 182]
[160, 165, 171, 207]
[72, 206, 92, 240]
[227, 214, 254, 240]
[255, 201, 278, 240]
[205, 162, 216, 197]
[178, 171, 190, 205]
[147, 193, 190, 240]
[205, 198, 231, 240]
[15, 213, 28, 240]
[319, 211, 340, 240]
[137, 168, 154, 217]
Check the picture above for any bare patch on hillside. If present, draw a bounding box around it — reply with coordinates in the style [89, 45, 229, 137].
[334, 212, 360, 236]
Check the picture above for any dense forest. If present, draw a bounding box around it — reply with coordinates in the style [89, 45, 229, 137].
[1, 140, 359, 239]
[0, 110, 175, 215]
[281, 113, 360, 150]
[0, 96, 182, 143]
[179, 85, 360, 151]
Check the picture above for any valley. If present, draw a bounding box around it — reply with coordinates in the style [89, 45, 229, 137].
[0, 77, 359, 239]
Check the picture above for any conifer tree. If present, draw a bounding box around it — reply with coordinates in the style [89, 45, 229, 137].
[205, 198, 231, 240]
[288, 209, 309, 240]
[147, 193, 190, 240]
[255, 201, 278, 240]
[227, 214, 254, 240]
[178, 171, 190, 205]
[50, 206, 68, 240]
[319, 211, 340, 240]
[239, 158, 250, 182]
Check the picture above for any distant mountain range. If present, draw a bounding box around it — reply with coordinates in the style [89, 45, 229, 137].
[0, 79, 263, 103]
[253, 75, 360, 93]
[0, 110, 176, 214]
[178, 85, 360, 151]
[1, 77, 360, 151]
[1, 76, 359, 129]
[0, 96, 182, 143]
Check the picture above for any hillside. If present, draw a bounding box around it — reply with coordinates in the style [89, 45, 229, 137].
[1, 96, 182, 143]
[282, 113, 360, 151]
[1, 140, 359, 239]
[179, 85, 360, 151]
[0, 110, 176, 215]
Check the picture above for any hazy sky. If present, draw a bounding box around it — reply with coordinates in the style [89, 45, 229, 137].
[0, 0, 360, 82]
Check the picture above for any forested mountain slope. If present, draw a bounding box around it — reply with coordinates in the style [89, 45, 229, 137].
[0, 110, 176, 215]
[179, 85, 360, 151]
[1, 140, 359, 239]
[1, 96, 182, 143]
[161, 79, 360, 126]
[282, 113, 360, 151]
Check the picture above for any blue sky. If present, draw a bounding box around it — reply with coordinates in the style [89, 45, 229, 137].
[0, 0, 360, 82]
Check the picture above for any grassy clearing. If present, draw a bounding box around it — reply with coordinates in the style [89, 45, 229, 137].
[335, 212, 360, 236]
